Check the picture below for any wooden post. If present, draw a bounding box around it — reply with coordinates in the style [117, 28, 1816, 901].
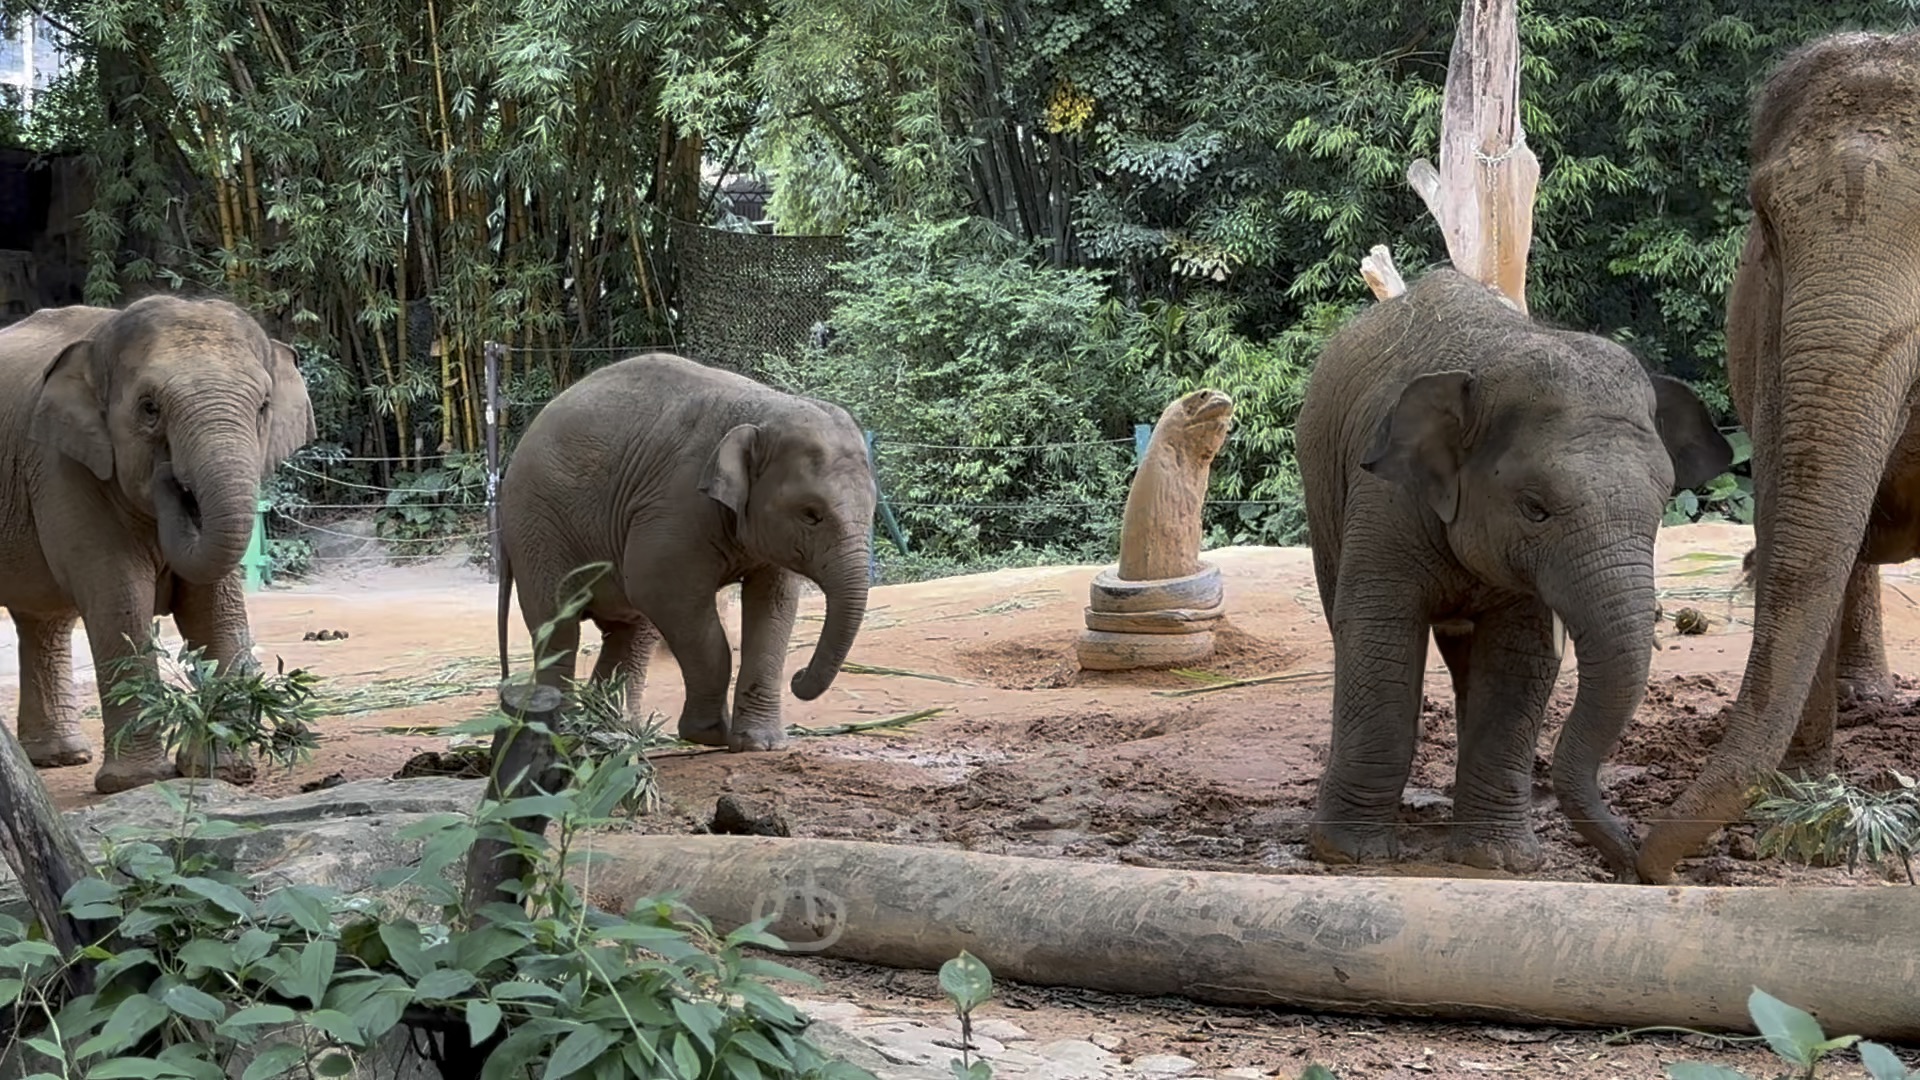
[483, 341, 503, 585]
[0, 722, 99, 995]
[1077, 390, 1235, 671]
[460, 681, 568, 920]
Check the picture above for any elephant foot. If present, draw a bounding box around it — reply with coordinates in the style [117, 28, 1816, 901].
[21, 733, 94, 769]
[678, 719, 729, 748]
[1836, 671, 1897, 706]
[94, 755, 182, 795]
[729, 722, 790, 753]
[1307, 821, 1398, 865]
[177, 744, 257, 787]
[1447, 826, 1543, 874]
[1777, 745, 1836, 780]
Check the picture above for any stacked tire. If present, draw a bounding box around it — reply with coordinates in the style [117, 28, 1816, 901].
[1075, 563, 1224, 671]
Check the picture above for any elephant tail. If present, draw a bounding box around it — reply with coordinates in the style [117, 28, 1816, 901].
[497, 545, 514, 680]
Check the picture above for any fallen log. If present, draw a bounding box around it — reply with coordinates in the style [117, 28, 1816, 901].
[589, 835, 1920, 1040]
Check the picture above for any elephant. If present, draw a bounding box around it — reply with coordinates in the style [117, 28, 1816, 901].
[1295, 269, 1732, 881]
[495, 352, 877, 751]
[1639, 29, 1920, 881]
[0, 296, 315, 793]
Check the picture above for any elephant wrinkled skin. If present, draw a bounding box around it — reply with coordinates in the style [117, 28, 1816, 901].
[1640, 30, 1920, 882]
[1296, 270, 1731, 882]
[497, 353, 877, 752]
[0, 296, 316, 793]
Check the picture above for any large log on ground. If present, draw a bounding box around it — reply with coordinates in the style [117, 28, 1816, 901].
[589, 835, 1920, 1040]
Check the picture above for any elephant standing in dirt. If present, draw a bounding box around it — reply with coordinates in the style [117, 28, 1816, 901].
[1641, 30, 1920, 881]
[1296, 270, 1731, 881]
[0, 297, 315, 793]
[497, 352, 877, 752]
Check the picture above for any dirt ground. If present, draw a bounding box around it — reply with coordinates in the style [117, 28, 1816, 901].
[2, 521, 1916, 1077]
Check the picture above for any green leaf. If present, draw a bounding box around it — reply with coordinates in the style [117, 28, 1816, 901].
[669, 1031, 702, 1079]
[83, 1058, 183, 1079]
[1301, 1069, 1342, 1080]
[456, 926, 532, 974]
[671, 998, 719, 1056]
[349, 982, 410, 1041]
[1861, 1041, 1911, 1080]
[64, 877, 124, 920]
[541, 1024, 614, 1079]
[296, 939, 339, 1009]
[177, 939, 236, 972]
[314, 1054, 354, 1078]
[233, 929, 277, 968]
[0, 977, 22, 1006]
[217, 1003, 300, 1037]
[414, 967, 479, 1000]
[481, 1025, 549, 1080]
[162, 983, 228, 1023]
[1747, 987, 1824, 1067]
[303, 1008, 364, 1045]
[377, 921, 429, 980]
[265, 887, 332, 935]
[467, 998, 503, 1045]
[1666, 1065, 1753, 1080]
[75, 993, 168, 1059]
[172, 876, 253, 919]
[490, 980, 565, 1003]
[938, 951, 994, 1013]
[240, 1043, 308, 1080]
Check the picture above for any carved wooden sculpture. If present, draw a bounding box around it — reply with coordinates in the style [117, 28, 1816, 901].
[1077, 390, 1235, 671]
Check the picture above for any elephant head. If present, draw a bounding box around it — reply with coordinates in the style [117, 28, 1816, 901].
[1363, 342, 1731, 875]
[28, 295, 316, 584]
[698, 401, 877, 701]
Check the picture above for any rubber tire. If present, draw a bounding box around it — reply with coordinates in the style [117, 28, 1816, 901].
[1087, 563, 1224, 614]
[1082, 604, 1225, 634]
[1075, 629, 1217, 671]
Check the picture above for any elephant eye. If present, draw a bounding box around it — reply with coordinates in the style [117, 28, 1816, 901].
[139, 397, 159, 419]
[257, 398, 270, 418]
[800, 506, 825, 527]
[1519, 495, 1551, 523]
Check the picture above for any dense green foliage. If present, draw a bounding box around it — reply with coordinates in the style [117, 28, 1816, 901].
[11, 0, 1920, 568]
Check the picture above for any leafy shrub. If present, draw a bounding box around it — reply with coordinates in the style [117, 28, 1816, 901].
[377, 452, 491, 556]
[1665, 430, 1754, 526]
[766, 215, 1176, 567]
[2, 568, 874, 1079]
[1747, 770, 1920, 882]
[1668, 988, 1914, 1080]
[102, 627, 322, 778]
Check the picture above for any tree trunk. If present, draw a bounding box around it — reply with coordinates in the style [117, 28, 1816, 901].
[459, 681, 568, 923]
[587, 835, 1920, 1040]
[0, 723, 99, 996]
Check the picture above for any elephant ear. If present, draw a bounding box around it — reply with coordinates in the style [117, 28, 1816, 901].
[1360, 370, 1474, 524]
[699, 423, 760, 515]
[1649, 373, 1734, 492]
[264, 340, 317, 476]
[28, 338, 114, 482]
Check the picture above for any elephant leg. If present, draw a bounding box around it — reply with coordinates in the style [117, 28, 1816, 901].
[1441, 604, 1558, 873]
[170, 574, 260, 785]
[1309, 575, 1430, 866]
[76, 577, 177, 794]
[1836, 561, 1894, 703]
[1780, 618, 1841, 779]
[14, 612, 92, 768]
[731, 567, 800, 752]
[643, 590, 732, 748]
[590, 617, 659, 725]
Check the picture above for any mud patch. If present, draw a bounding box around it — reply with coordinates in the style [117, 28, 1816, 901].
[953, 622, 1306, 691]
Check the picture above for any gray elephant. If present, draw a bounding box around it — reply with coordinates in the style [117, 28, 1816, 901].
[0, 296, 315, 793]
[1640, 30, 1920, 881]
[496, 352, 877, 751]
[1295, 270, 1731, 880]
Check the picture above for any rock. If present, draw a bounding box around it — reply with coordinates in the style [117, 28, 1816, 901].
[805, 1020, 950, 1079]
[0, 776, 487, 923]
[944, 1016, 1032, 1042]
[1222, 1070, 1271, 1079]
[791, 997, 869, 1023]
[1131, 1053, 1200, 1076]
[1039, 1039, 1120, 1067]
[303, 515, 384, 564]
[711, 793, 792, 837]
[1089, 1033, 1126, 1051]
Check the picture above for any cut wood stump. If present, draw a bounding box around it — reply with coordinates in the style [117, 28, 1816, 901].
[1077, 390, 1234, 671]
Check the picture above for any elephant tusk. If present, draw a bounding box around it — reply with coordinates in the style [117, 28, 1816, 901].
[1551, 612, 1566, 662]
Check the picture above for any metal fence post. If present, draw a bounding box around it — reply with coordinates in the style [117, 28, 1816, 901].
[863, 431, 910, 584]
[1134, 422, 1152, 466]
[242, 498, 271, 592]
[484, 341, 503, 584]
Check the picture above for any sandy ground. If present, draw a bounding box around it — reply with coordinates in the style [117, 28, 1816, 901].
[2, 522, 1916, 1077]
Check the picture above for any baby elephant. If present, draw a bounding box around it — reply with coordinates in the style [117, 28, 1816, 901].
[1295, 270, 1731, 880]
[497, 353, 877, 751]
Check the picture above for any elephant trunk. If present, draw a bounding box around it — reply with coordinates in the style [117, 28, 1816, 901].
[1640, 279, 1917, 880]
[154, 420, 261, 586]
[790, 541, 872, 701]
[1540, 534, 1659, 883]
